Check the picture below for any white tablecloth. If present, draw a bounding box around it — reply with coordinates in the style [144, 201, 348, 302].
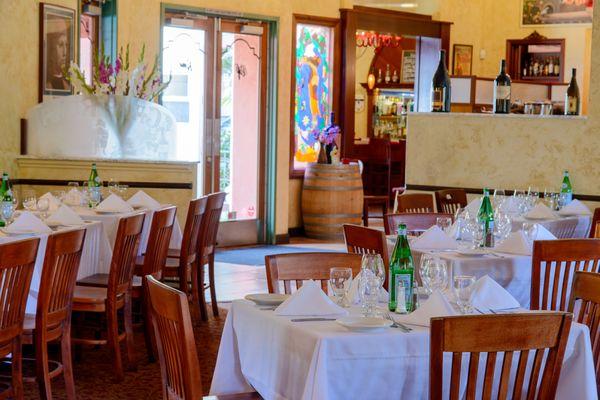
[512, 215, 591, 239]
[0, 221, 112, 314]
[211, 301, 597, 400]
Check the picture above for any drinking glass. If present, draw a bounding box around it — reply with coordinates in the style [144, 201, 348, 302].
[467, 219, 484, 248]
[493, 189, 506, 209]
[425, 258, 449, 293]
[523, 222, 538, 243]
[358, 271, 380, 317]
[117, 184, 129, 199]
[0, 201, 15, 225]
[108, 179, 119, 195]
[361, 253, 385, 290]
[453, 275, 476, 314]
[52, 190, 66, 203]
[419, 254, 434, 294]
[494, 211, 512, 241]
[436, 217, 452, 233]
[37, 198, 50, 219]
[22, 191, 37, 211]
[329, 267, 352, 307]
[87, 187, 102, 208]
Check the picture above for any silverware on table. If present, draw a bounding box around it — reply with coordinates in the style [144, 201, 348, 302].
[291, 318, 337, 322]
[384, 312, 412, 332]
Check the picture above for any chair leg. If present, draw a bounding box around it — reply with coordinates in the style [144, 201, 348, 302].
[35, 333, 52, 400]
[106, 305, 124, 382]
[12, 338, 23, 400]
[123, 294, 137, 371]
[178, 261, 189, 295]
[363, 200, 369, 227]
[60, 328, 76, 400]
[209, 254, 219, 317]
[190, 261, 202, 321]
[198, 262, 208, 322]
[142, 283, 156, 362]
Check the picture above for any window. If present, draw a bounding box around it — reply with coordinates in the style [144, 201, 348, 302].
[79, 0, 118, 82]
[290, 16, 339, 177]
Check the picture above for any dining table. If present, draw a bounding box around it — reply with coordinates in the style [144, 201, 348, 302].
[210, 300, 598, 400]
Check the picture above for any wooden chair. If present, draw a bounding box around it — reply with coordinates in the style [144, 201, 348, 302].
[430, 313, 572, 400]
[568, 271, 600, 386]
[196, 192, 226, 321]
[531, 239, 600, 311]
[435, 189, 467, 215]
[147, 276, 261, 400]
[590, 208, 600, 238]
[23, 229, 86, 400]
[341, 158, 388, 227]
[395, 193, 434, 213]
[342, 224, 389, 288]
[265, 252, 362, 294]
[0, 238, 39, 399]
[72, 213, 145, 382]
[383, 212, 454, 236]
[543, 218, 580, 239]
[164, 197, 208, 317]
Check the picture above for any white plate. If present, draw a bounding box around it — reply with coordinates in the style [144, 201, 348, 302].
[456, 248, 489, 257]
[94, 209, 129, 214]
[244, 293, 290, 306]
[336, 316, 392, 332]
[0, 228, 40, 236]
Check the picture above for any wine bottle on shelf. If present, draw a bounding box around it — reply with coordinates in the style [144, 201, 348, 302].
[493, 59, 511, 114]
[388, 224, 414, 313]
[549, 58, 554, 76]
[554, 57, 560, 76]
[377, 68, 382, 84]
[384, 64, 391, 84]
[565, 68, 580, 116]
[522, 62, 528, 78]
[392, 69, 399, 83]
[431, 50, 451, 112]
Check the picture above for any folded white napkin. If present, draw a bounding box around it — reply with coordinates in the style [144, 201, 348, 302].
[494, 231, 532, 255]
[127, 190, 161, 211]
[64, 188, 83, 206]
[5, 212, 51, 234]
[535, 224, 557, 240]
[525, 203, 556, 219]
[46, 205, 85, 226]
[465, 198, 482, 214]
[396, 290, 456, 327]
[558, 199, 591, 216]
[274, 280, 348, 317]
[411, 226, 459, 250]
[39, 192, 62, 211]
[471, 275, 520, 311]
[347, 270, 389, 304]
[96, 194, 134, 213]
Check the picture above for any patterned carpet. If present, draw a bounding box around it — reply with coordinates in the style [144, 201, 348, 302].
[23, 307, 228, 399]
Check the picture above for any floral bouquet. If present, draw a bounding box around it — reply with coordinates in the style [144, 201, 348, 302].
[312, 113, 341, 164]
[65, 44, 170, 101]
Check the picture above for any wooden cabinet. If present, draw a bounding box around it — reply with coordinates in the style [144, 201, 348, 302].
[506, 31, 565, 84]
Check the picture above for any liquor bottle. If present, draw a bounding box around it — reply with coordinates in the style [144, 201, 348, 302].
[533, 60, 539, 76]
[522, 62, 528, 78]
[560, 170, 573, 204]
[384, 64, 391, 84]
[431, 50, 451, 112]
[565, 68, 580, 116]
[528, 62, 533, 77]
[388, 224, 415, 313]
[549, 58, 554, 76]
[392, 69, 399, 83]
[543, 59, 549, 76]
[554, 57, 560, 76]
[477, 188, 495, 248]
[377, 68, 383, 84]
[493, 59, 511, 114]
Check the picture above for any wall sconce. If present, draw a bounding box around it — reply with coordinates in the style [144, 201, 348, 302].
[367, 70, 376, 90]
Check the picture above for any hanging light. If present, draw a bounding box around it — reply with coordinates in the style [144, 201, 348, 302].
[367, 70, 376, 90]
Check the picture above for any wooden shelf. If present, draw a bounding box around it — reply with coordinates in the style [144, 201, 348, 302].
[360, 82, 414, 91]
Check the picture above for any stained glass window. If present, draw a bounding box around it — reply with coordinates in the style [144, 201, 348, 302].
[292, 23, 334, 172]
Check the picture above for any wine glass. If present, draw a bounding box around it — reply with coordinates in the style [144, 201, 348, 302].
[329, 267, 353, 307]
[87, 187, 102, 208]
[108, 179, 119, 195]
[358, 271, 380, 317]
[419, 254, 434, 295]
[22, 191, 37, 211]
[52, 190, 66, 203]
[494, 211, 512, 241]
[436, 216, 452, 233]
[0, 201, 15, 225]
[425, 258, 449, 293]
[493, 189, 506, 208]
[453, 275, 476, 314]
[361, 253, 385, 290]
[523, 222, 539, 243]
[117, 184, 129, 199]
[37, 198, 50, 219]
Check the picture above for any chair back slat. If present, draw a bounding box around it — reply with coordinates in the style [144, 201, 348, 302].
[179, 197, 208, 265]
[265, 252, 362, 294]
[37, 229, 86, 330]
[343, 224, 390, 288]
[147, 276, 203, 400]
[531, 239, 600, 311]
[543, 218, 580, 239]
[107, 213, 145, 299]
[396, 193, 434, 213]
[0, 238, 39, 342]
[590, 208, 600, 238]
[568, 271, 600, 384]
[199, 192, 226, 260]
[142, 206, 177, 278]
[429, 313, 572, 400]
[435, 189, 468, 215]
[383, 212, 453, 236]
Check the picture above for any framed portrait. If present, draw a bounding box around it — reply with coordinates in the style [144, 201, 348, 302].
[452, 44, 473, 76]
[39, 3, 76, 102]
[521, 0, 593, 26]
[400, 50, 416, 83]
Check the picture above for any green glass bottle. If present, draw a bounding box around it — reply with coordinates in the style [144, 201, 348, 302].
[477, 188, 495, 248]
[87, 163, 102, 208]
[88, 163, 101, 188]
[388, 224, 415, 313]
[560, 170, 573, 204]
[0, 173, 13, 228]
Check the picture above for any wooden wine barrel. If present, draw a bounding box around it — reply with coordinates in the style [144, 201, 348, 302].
[301, 163, 364, 240]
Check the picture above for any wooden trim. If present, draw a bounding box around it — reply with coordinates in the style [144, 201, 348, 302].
[406, 184, 600, 202]
[275, 233, 290, 244]
[20, 119, 27, 155]
[14, 179, 192, 190]
[289, 14, 341, 179]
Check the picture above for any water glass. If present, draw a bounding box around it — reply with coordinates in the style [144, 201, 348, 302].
[361, 253, 385, 288]
[436, 217, 452, 233]
[87, 187, 102, 208]
[117, 184, 129, 199]
[358, 271, 380, 317]
[37, 198, 50, 219]
[108, 179, 119, 195]
[52, 190, 66, 203]
[453, 275, 476, 314]
[22, 191, 37, 211]
[494, 211, 512, 241]
[329, 267, 352, 307]
[424, 258, 449, 293]
[523, 222, 538, 243]
[419, 254, 434, 294]
[0, 201, 15, 225]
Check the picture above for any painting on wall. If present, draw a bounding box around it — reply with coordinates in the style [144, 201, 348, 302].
[400, 50, 416, 83]
[452, 44, 473, 76]
[522, 0, 593, 25]
[39, 3, 76, 101]
[292, 23, 334, 171]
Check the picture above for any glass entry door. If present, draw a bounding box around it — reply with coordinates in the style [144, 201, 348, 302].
[162, 11, 268, 244]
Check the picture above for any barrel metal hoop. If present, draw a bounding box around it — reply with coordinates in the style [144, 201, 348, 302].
[303, 213, 362, 218]
[303, 185, 363, 191]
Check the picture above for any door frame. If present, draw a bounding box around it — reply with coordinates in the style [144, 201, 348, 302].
[159, 4, 279, 244]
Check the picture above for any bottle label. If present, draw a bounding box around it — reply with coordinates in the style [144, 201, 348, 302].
[395, 273, 412, 307]
[567, 96, 578, 114]
[431, 88, 445, 111]
[495, 86, 511, 101]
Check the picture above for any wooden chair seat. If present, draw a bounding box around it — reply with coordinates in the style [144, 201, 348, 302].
[73, 286, 113, 305]
[134, 255, 179, 276]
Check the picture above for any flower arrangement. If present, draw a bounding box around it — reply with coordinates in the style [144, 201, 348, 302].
[65, 44, 170, 101]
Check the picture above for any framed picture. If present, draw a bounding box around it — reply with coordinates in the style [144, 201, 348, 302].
[522, 0, 593, 26]
[452, 44, 473, 76]
[39, 3, 76, 102]
[400, 50, 416, 83]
